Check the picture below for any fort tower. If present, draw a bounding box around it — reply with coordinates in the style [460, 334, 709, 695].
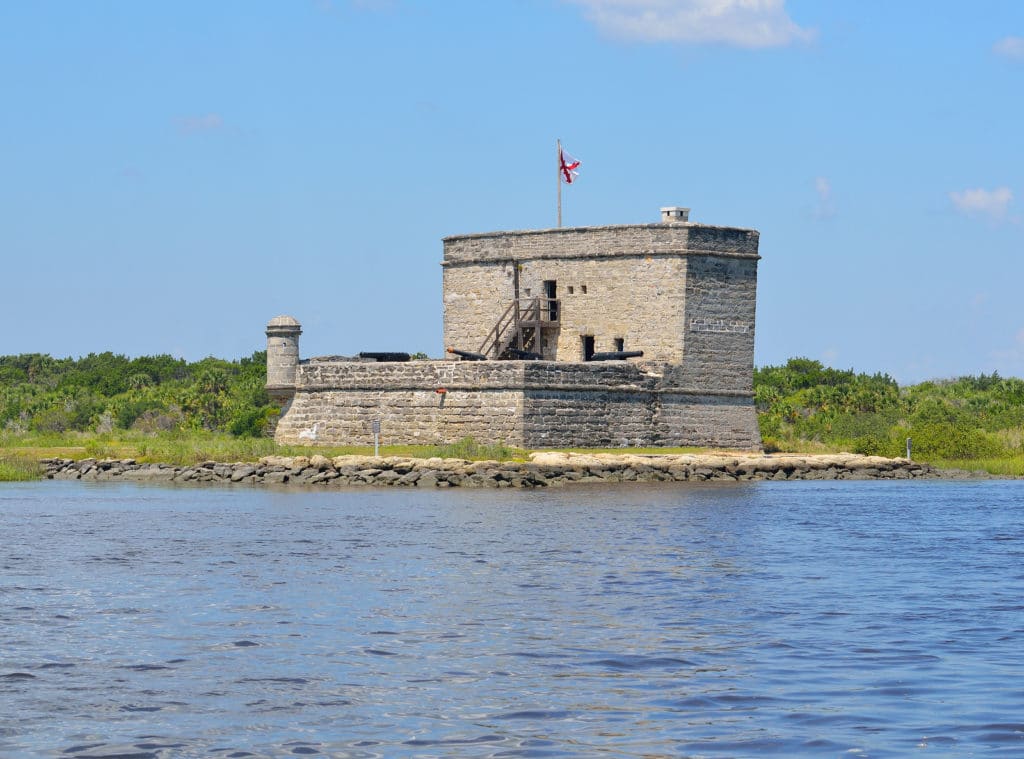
[265, 315, 302, 404]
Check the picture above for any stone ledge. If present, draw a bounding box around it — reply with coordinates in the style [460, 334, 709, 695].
[441, 249, 762, 268]
[443, 221, 759, 242]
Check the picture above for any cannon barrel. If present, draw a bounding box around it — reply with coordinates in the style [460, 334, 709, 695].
[587, 350, 645, 361]
[359, 351, 411, 362]
[507, 348, 543, 360]
[446, 346, 488, 361]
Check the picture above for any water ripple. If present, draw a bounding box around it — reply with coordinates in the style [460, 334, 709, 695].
[1, 479, 1022, 757]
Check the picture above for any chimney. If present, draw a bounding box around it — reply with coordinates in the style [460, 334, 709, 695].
[660, 207, 690, 223]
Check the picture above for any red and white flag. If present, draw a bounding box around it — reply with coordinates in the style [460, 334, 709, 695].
[559, 147, 581, 184]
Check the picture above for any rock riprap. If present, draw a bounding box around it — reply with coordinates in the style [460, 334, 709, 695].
[40, 452, 990, 488]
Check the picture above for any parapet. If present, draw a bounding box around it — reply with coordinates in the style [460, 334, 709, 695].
[266, 314, 302, 334]
[442, 207, 759, 267]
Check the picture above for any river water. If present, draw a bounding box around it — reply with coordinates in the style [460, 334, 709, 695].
[2, 480, 1023, 758]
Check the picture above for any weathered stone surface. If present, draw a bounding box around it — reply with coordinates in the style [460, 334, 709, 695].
[230, 465, 256, 482]
[266, 212, 765, 451]
[417, 473, 439, 488]
[443, 221, 758, 368]
[38, 453, 1002, 490]
[271, 360, 761, 450]
[307, 470, 338, 484]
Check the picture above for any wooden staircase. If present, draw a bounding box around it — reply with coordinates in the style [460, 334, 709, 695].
[478, 297, 561, 359]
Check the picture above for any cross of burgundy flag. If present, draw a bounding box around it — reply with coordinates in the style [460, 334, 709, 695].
[559, 147, 581, 184]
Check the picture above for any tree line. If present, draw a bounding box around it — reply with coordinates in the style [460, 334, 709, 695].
[2, 352, 1022, 460]
[0, 351, 276, 437]
[756, 357, 1024, 459]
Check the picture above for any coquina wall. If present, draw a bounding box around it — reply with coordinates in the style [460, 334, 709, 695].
[273, 359, 761, 450]
[442, 220, 759, 365]
[680, 256, 758, 394]
[269, 208, 763, 452]
[275, 360, 525, 446]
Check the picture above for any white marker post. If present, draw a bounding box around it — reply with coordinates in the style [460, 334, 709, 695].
[906, 437, 912, 460]
[373, 419, 381, 458]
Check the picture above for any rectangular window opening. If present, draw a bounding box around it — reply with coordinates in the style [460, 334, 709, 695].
[581, 284, 588, 294]
[614, 337, 624, 352]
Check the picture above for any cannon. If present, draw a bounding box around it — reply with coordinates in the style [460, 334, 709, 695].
[587, 350, 645, 361]
[446, 347, 488, 361]
[507, 348, 543, 360]
[359, 352, 411, 362]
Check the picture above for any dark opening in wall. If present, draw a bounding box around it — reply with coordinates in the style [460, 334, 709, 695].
[580, 284, 588, 294]
[544, 280, 558, 321]
[582, 335, 595, 361]
[614, 337, 624, 352]
[567, 285, 574, 295]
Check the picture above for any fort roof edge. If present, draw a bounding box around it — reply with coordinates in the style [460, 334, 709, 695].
[442, 220, 759, 243]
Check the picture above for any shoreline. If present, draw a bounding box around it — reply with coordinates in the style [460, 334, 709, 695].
[40, 452, 998, 488]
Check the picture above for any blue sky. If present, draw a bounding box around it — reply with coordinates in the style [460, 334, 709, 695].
[2, 0, 1021, 383]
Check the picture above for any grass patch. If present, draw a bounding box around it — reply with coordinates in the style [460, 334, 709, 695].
[0, 431, 532, 465]
[549, 446, 734, 456]
[760, 436, 849, 455]
[0, 453, 44, 481]
[427, 437, 526, 461]
[7, 427, 1021, 477]
[922, 456, 1024, 477]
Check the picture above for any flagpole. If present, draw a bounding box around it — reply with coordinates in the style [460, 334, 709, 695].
[557, 138, 562, 228]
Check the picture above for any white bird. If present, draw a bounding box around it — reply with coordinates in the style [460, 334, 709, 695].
[298, 422, 321, 442]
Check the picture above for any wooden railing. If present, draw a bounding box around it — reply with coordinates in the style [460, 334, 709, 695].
[478, 297, 560, 358]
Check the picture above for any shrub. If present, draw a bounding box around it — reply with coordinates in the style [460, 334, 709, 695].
[131, 406, 184, 432]
[852, 434, 902, 458]
[227, 405, 278, 438]
[906, 423, 1004, 460]
[31, 407, 72, 433]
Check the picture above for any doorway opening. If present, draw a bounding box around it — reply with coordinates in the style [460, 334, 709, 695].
[543, 280, 558, 321]
[582, 335, 595, 361]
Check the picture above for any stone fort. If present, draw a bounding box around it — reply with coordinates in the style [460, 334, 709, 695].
[266, 206, 763, 450]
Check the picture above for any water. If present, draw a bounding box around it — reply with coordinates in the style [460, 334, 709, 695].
[2, 480, 1023, 758]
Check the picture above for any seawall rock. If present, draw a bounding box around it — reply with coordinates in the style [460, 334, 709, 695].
[39, 453, 994, 489]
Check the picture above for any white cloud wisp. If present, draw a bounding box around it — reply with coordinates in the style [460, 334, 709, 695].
[566, 0, 815, 49]
[176, 113, 224, 134]
[813, 176, 834, 219]
[949, 186, 1014, 222]
[993, 36, 1024, 60]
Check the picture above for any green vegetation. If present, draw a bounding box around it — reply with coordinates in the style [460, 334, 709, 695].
[0, 351, 279, 437]
[0, 453, 42, 481]
[2, 350, 1023, 479]
[427, 436, 525, 461]
[0, 352, 526, 472]
[0, 429, 524, 470]
[756, 358, 1024, 475]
